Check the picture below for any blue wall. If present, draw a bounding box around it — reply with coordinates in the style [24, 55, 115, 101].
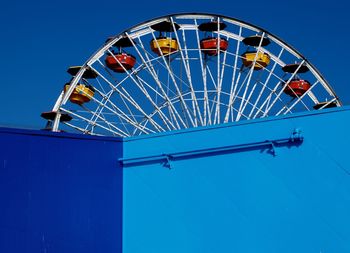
[1, 108, 350, 253]
[0, 128, 123, 253]
[123, 107, 350, 253]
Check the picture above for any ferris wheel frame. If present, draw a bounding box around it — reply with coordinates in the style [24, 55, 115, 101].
[47, 13, 341, 136]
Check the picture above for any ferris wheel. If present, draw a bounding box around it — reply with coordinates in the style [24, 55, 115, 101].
[41, 13, 341, 137]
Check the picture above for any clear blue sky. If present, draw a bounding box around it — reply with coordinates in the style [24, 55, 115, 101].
[0, 0, 348, 129]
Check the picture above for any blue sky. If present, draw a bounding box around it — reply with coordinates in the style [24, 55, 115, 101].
[0, 0, 348, 129]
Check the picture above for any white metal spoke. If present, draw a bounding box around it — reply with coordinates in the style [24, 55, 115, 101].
[105, 49, 175, 131]
[214, 35, 229, 124]
[89, 65, 164, 132]
[81, 103, 131, 136]
[278, 80, 320, 115]
[248, 48, 284, 119]
[262, 60, 305, 117]
[128, 33, 186, 129]
[236, 32, 266, 121]
[60, 107, 128, 137]
[149, 30, 195, 128]
[171, 17, 204, 126]
[194, 19, 211, 126]
[88, 87, 155, 134]
[224, 26, 242, 123]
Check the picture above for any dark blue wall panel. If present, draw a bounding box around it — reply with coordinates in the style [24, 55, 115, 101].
[0, 128, 122, 253]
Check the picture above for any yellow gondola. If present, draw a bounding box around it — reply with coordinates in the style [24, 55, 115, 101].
[242, 51, 270, 70]
[64, 83, 95, 105]
[150, 37, 178, 56]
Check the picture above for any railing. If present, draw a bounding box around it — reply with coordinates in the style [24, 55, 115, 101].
[119, 129, 303, 169]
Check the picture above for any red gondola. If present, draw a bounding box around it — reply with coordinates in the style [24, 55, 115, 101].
[105, 53, 136, 73]
[284, 79, 311, 97]
[200, 37, 228, 56]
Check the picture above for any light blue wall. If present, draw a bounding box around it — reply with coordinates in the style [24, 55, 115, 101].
[123, 107, 350, 253]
